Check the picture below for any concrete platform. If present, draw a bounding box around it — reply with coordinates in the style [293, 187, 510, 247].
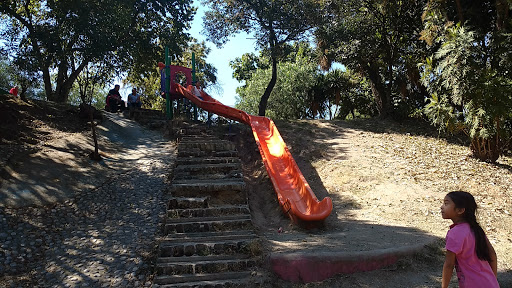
[265, 220, 437, 283]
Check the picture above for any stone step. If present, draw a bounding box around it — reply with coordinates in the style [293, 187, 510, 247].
[173, 163, 242, 181]
[170, 179, 246, 192]
[177, 141, 235, 152]
[158, 230, 257, 243]
[164, 217, 253, 234]
[169, 180, 247, 205]
[174, 163, 241, 174]
[153, 271, 266, 287]
[180, 135, 218, 141]
[179, 138, 233, 144]
[158, 237, 259, 258]
[167, 197, 209, 210]
[157, 254, 250, 263]
[178, 127, 208, 136]
[176, 157, 241, 166]
[168, 206, 250, 219]
[156, 255, 260, 275]
[177, 150, 239, 158]
[166, 214, 251, 224]
[173, 172, 243, 181]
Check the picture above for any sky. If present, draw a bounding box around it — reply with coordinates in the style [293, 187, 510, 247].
[187, 3, 257, 107]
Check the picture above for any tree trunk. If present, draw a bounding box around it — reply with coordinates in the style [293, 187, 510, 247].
[259, 51, 278, 117]
[470, 136, 500, 163]
[50, 60, 88, 103]
[454, 0, 464, 24]
[496, 0, 509, 31]
[360, 61, 390, 117]
[42, 67, 54, 101]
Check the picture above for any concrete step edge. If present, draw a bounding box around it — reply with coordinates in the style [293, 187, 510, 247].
[158, 234, 257, 244]
[165, 214, 252, 224]
[156, 254, 252, 263]
[160, 230, 256, 239]
[153, 271, 257, 285]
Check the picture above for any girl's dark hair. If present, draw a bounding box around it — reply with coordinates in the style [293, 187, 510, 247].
[446, 191, 490, 261]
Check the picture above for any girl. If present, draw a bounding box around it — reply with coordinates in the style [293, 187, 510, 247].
[440, 191, 499, 288]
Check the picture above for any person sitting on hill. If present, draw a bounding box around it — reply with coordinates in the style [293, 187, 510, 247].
[127, 88, 142, 109]
[106, 84, 125, 112]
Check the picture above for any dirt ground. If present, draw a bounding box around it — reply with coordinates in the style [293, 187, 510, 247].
[1, 93, 511, 287]
[219, 118, 512, 287]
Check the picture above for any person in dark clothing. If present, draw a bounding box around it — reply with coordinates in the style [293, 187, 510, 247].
[106, 84, 125, 112]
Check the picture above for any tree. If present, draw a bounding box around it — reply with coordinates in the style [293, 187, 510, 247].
[230, 52, 270, 83]
[203, 0, 324, 116]
[0, 0, 194, 103]
[323, 69, 375, 120]
[0, 53, 40, 100]
[76, 63, 112, 161]
[421, 1, 512, 162]
[236, 60, 319, 119]
[0, 55, 13, 90]
[315, 0, 429, 119]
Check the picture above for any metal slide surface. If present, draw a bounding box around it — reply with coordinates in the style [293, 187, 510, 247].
[176, 84, 332, 223]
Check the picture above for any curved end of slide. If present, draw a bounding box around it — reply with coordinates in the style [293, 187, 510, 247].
[290, 196, 333, 222]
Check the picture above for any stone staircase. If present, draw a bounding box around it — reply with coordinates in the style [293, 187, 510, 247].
[124, 108, 167, 129]
[153, 124, 267, 287]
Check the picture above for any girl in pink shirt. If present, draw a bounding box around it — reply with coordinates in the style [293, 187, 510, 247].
[440, 191, 499, 288]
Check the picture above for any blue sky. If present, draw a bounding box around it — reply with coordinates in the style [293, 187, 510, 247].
[187, 2, 257, 107]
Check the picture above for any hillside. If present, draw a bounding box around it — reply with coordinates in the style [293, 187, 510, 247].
[1, 93, 511, 287]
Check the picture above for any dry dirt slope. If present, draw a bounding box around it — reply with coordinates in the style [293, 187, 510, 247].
[220, 118, 512, 287]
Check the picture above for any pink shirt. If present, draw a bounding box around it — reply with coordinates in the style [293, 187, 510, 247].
[446, 222, 499, 288]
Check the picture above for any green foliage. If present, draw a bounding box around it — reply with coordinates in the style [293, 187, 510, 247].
[230, 53, 270, 83]
[0, 56, 13, 89]
[203, 0, 323, 49]
[423, 93, 457, 133]
[326, 70, 376, 120]
[230, 41, 315, 84]
[315, 0, 429, 118]
[0, 0, 194, 102]
[203, 0, 325, 116]
[421, 23, 512, 161]
[126, 71, 166, 111]
[236, 60, 318, 119]
[69, 85, 107, 110]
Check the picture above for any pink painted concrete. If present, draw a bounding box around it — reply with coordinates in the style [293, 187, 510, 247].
[270, 244, 429, 283]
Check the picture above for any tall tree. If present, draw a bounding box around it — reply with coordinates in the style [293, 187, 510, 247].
[0, 0, 194, 103]
[421, 0, 512, 162]
[202, 0, 324, 116]
[315, 0, 429, 118]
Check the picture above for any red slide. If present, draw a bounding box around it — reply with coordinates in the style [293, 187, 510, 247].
[176, 84, 332, 224]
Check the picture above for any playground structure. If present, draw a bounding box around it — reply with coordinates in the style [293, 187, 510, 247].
[158, 58, 332, 225]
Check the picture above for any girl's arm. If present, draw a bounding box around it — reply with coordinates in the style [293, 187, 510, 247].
[442, 250, 456, 288]
[486, 237, 498, 276]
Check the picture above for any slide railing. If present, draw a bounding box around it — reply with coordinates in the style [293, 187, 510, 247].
[176, 84, 332, 224]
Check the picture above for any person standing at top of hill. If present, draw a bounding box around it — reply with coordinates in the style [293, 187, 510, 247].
[127, 88, 142, 109]
[9, 86, 18, 97]
[441, 191, 499, 288]
[107, 84, 125, 113]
